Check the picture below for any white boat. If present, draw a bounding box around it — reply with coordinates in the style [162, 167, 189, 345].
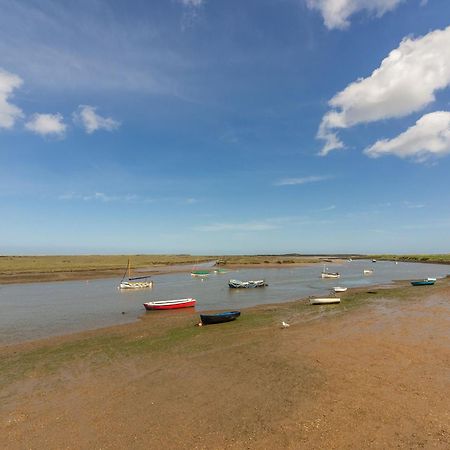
[363, 269, 373, 275]
[321, 271, 340, 279]
[310, 297, 341, 305]
[118, 259, 153, 290]
[229, 279, 267, 288]
[427, 277, 437, 282]
[333, 287, 347, 292]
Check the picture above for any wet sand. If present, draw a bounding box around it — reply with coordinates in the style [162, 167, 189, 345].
[1, 280, 449, 449]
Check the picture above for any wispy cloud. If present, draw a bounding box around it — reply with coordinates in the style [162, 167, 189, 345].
[274, 175, 331, 186]
[195, 221, 279, 232]
[25, 113, 67, 138]
[73, 105, 120, 134]
[0, 67, 23, 129]
[58, 192, 146, 203]
[404, 201, 426, 209]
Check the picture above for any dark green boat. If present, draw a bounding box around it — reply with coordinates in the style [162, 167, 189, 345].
[410, 279, 435, 286]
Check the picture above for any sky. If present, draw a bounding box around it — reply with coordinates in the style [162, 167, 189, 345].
[1, 0, 450, 255]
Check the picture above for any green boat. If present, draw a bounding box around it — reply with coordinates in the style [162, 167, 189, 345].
[410, 279, 435, 286]
[191, 270, 210, 277]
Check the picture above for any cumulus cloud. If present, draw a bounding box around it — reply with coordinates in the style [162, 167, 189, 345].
[25, 113, 67, 137]
[306, 0, 404, 30]
[364, 111, 450, 161]
[0, 68, 23, 129]
[275, 175, 331, 186]
[73, 105, 120, 134]
[318, 26, 450, 155]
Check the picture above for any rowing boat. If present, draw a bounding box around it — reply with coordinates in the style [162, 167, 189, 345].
[143, 298, 196, 310]
[200, 311, 240, 325]
[309, 297, 341, 305]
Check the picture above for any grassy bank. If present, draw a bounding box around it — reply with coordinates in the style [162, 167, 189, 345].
[365, 254, 450, 264]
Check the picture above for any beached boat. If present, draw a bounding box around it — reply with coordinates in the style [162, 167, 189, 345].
[118, 259, 153, 290]
[410, 280, 435, 286]
[228, 279, 267, 288]
[372, 259, 377, 263]
[200, 311, 240, 325]
[333, 287, 347, 292]
[363, 269, 373, 275]
[191, 270, 210, 277]
[427, 277, 437, 282]
[143, 298, 196, 310]
[309, 297, 341, 305]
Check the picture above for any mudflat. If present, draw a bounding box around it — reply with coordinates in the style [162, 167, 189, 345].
[1, 280, 449, 449]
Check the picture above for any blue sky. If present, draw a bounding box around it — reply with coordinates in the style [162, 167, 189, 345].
[1, 0, 450, 254]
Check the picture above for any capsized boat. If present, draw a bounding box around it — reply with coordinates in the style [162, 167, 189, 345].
[143, 298, 196, 310]
[228, 279, 267, 288]
[200, 311, 240, 325]
[333, 287, 347, 292]
[118, 259, 153, 289]
[410, 280, 435, 286]
[309, 297, 341, 305]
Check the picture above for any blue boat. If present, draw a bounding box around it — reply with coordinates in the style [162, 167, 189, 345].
[200, 311, 241, 325]
[411, 279, 435, 286]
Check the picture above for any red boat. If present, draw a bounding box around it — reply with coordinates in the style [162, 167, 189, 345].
[143, 298, 196, 310]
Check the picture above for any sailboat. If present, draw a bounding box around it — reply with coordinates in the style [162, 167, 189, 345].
[118, 259, 153, 290]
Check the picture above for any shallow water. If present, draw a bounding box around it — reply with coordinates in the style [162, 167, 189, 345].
[0, 259, 448, 344]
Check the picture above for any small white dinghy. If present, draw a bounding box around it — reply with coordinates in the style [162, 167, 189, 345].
[309, 297, 341, 305]
[333, 287, 347, 293]
[363, 269, 373, 275]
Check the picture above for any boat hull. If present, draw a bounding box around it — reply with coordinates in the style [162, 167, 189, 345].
[333, 287, 347, 292]
[310, 298, 341, 305]
[411, 280, 435, 286]
[200, 311, 240, 325]
[143, 298, 196, 310]
[228, 279, 267, 288]
[119, 281, 153, 289]
[321, 273, 340, 279]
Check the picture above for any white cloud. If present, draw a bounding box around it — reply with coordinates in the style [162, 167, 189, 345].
[59, 192, 140, 202]
[306, 0, 404, 30]
[180, 0, 204, 6]
[275, 175, 331, 186]
[0, 68, 23, 129]
[73, 105, 120, 134]
[318, 26, 450, 155]
[364, 111, 450, 161]
[196, 221, 278, 232]
[25, 113, 66, 137]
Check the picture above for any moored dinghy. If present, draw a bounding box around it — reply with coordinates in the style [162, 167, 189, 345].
[143, 298, 196, 310]
[228, 279, 267, 288]
[309, 297, 341, 305]
[200, 311, 240, 325]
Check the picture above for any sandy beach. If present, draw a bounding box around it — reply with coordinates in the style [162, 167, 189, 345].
[1, 278, 449, 449]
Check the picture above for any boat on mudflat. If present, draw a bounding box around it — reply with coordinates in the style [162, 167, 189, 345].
[411, 280, 435, 286]
[228, 279, 267, 288]
[143, 298, 196, 310]
[200, 311, 240, 325]
[333, 287, 347, 292]
[310, 297, 341, 305]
